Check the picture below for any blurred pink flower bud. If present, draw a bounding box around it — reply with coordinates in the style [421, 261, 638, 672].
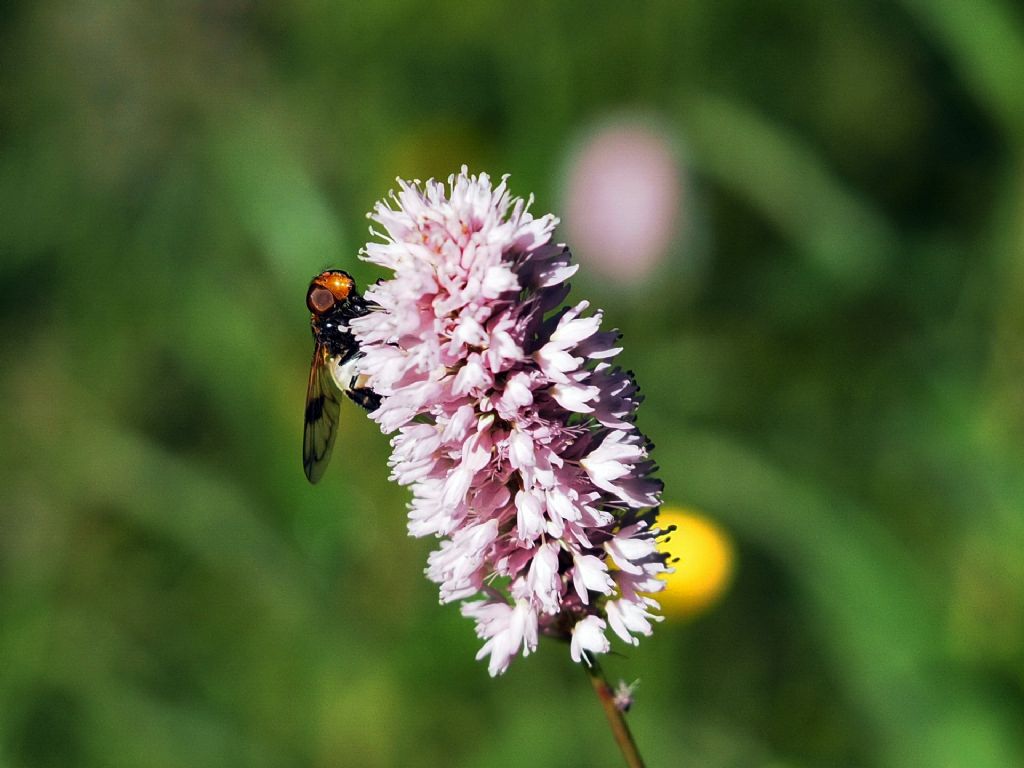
[562, 119, 683, 284]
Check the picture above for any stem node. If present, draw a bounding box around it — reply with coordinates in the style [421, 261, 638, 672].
[583, 654, 646, 768]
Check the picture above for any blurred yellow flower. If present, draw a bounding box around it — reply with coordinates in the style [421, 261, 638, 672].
[654, 508, 735, 618]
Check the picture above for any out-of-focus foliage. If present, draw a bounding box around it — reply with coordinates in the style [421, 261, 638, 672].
[3, 1, 1024, 766]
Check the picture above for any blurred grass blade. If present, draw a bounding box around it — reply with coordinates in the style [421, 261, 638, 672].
[898, 0, 1024, 135]
[210, 112, 349, 290]
[49, 416, 320, 621]
[684, 94, 898, 291]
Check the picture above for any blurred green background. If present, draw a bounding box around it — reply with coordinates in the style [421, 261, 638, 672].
[3, 1, 1024, 766]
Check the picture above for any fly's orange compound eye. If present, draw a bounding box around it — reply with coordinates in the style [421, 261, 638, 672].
[307, 285, 335, 314]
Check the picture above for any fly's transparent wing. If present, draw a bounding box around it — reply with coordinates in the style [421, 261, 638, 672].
[303, 343, 343, 483]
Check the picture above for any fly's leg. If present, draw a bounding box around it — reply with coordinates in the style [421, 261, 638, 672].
[346, 386, 381, 412]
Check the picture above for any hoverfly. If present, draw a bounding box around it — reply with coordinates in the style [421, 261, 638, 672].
[303, 269, 380, 483]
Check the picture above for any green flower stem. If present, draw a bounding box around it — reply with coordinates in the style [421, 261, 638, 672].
[584, 655, 646, 768]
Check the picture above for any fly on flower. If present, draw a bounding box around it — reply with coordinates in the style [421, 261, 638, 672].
[303, 269, 380, 484]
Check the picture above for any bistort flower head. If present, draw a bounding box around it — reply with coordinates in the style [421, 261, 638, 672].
[350, 167, 669, 675]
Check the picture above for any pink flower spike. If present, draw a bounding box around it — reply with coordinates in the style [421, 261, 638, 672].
[350, 167, 667, 674]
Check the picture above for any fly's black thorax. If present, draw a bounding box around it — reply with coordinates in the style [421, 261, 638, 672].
[312, 295, 371, 364]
